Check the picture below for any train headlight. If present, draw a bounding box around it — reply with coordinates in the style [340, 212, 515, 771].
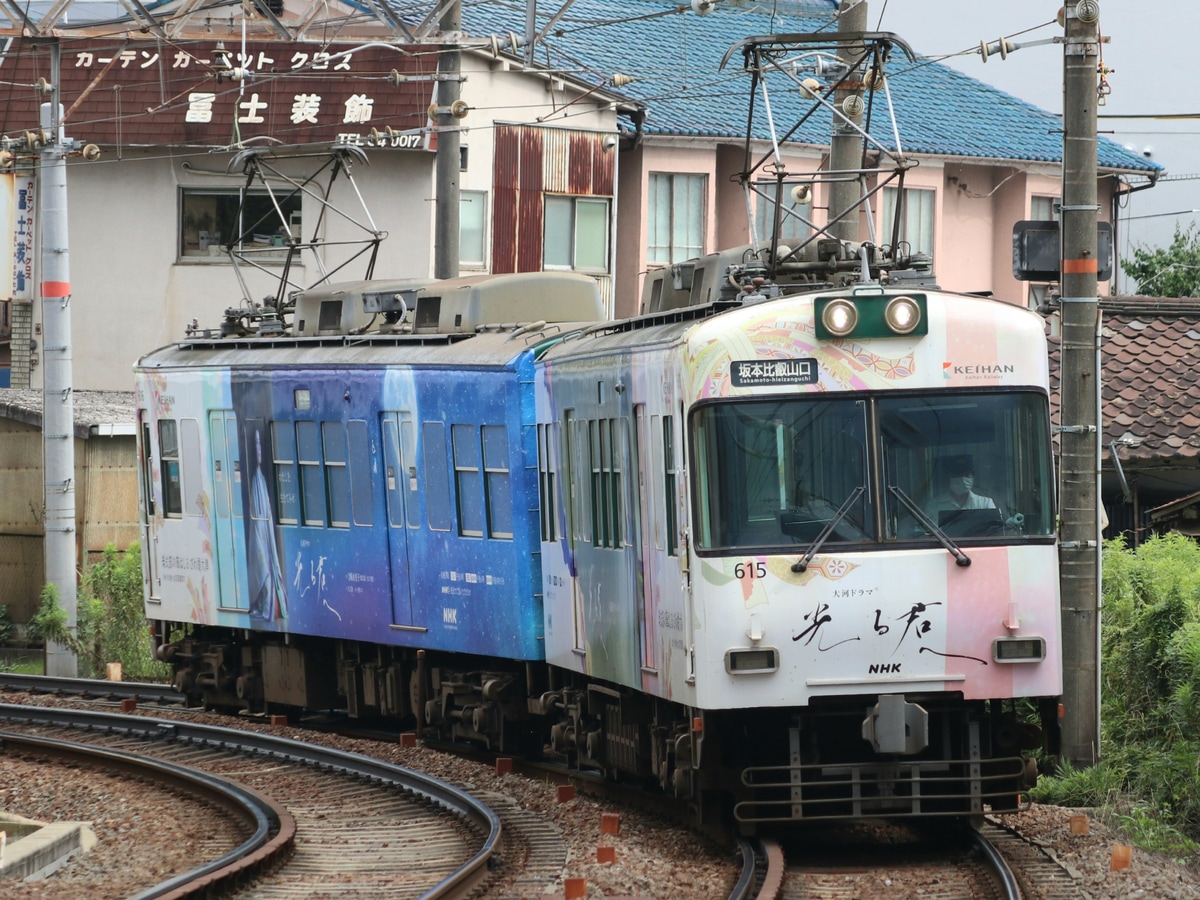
[993, 636, 1046, 663]
[884, 295, 921, 334]
[821, 299, 858, 337]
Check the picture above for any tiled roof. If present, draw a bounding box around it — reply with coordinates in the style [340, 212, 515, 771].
[1049, 296, 1200, 467]
[0, 389, 136, 439]
[464, 0, 1159, 173]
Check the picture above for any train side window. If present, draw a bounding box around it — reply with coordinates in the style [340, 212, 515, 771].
[140, 421, 155, 516]
[423, 422, 452, 531]
[348, 420, 374, 526]
[271, 421, 299, 525]
[663, 415, 678, 556]
[158, 419, 183, 517]
[453, 424, 484, 537]
[323, 422, 350, 528]
[296, 420, 325, 526]
[180, 418, 203, 517]
[537, 423, 557, 542]
[483, 424, 512, 539]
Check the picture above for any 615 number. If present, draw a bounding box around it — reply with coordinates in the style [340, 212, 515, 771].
[734, 560, 767, 579]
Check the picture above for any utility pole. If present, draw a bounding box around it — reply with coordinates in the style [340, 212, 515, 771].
[1058, 0, 1102, 766]
[433, 0, 462, 279]
[40, 40, 79, 677]
[828, 0, 867, 242]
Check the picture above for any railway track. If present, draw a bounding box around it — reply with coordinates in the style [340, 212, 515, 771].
[0, 675, 1084, 899]
[736, 820, 1023, 900]
[0, 702, 501, 898]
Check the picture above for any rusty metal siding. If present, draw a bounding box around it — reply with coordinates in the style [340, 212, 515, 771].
[542, 128, 571, 194]
[492, 125, 615, 278]
[568, 131, 594, 195]
[516, 128, 545, 272]
[592, 140, 615, 196]
[492, 126, 520, 273]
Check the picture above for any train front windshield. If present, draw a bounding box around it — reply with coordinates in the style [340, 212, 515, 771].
[692, 391, 1054, 552]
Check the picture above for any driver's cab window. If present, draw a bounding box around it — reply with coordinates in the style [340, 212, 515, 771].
[692, 397, 872, 551]
[879, 393, 1053, 540]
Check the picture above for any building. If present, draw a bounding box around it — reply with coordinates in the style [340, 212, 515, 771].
[0, 11, 623, 390]
[0, 0, 1163, 392]
[0, 389, 138, 620]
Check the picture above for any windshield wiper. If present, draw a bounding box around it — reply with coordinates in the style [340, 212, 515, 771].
[888, 485, 971, 567]
[791, 486, 866, 573]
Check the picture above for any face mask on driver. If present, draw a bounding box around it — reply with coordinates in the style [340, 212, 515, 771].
[949, 476, 973, 494]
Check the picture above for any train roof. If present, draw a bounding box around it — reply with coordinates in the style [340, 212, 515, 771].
[135, 323, 590, 371]
[539, 284, 1050, 361]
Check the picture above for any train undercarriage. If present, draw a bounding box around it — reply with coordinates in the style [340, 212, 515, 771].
[155, 625, 1056, 829]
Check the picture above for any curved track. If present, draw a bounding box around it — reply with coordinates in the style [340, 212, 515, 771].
[735, 821, 1022, 900]
[0, 702, 501, 898]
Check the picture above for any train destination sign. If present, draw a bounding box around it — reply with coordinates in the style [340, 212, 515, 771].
[730, 358, 818, 387]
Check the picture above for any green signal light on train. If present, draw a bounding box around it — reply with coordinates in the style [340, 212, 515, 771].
[815, 293, 928, 340]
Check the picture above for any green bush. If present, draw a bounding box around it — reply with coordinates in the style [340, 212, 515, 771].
[1034, 533, 1200, 851]
[29, 543, 169, 681]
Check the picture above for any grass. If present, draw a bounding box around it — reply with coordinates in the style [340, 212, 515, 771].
[0, 654, 44, 675]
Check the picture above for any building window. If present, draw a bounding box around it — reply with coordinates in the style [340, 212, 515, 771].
[1031, 195, 1059, 221]
[649, 173, 705, 264]
[180, 187, 301, 260]
[755, 180, 811, 244]
[881, 186, 935, 258]
[544, 195, 610, 272]
[461, 190, 487, 268]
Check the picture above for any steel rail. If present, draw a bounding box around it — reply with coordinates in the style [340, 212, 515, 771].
[972, 826, 1024, 900]
[0, 702, 502, 898]
[0, 672, 187, 705]
[0, 728, 294, 899]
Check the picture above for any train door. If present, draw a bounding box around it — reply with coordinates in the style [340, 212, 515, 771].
[209, 410, 249, 611]
[382, 412, 419, 628]
[137, 413, 161, 599]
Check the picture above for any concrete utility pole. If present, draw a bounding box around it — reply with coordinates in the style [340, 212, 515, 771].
[40, 41, 79, 677]
[1058, 0, 1102, 766]
[828, 0, 868, 242]
[433, 0, 462, 279]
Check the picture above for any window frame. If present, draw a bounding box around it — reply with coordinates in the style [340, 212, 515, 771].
[754, 178, 811, 244]
[543, 194, 611, 273]
[158, 419, 183, 518]
[460, 189, 488, 269]
[179, 186, 302, 263]
[881, 186, 935, 259]
[648, 172, 706, 264]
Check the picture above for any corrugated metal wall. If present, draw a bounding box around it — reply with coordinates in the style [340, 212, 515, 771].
[492, 124, 615, 310]
[0, 418, 139, 622]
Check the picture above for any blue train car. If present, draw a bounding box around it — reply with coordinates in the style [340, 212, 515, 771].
[137, 272, 602, 730]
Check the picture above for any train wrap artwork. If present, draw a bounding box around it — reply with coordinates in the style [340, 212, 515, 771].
[136, 268, 1062, 828]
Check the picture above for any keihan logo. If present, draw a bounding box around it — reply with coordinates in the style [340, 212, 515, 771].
[943, 361, 1015, 377]
[943, 361, 952, 379]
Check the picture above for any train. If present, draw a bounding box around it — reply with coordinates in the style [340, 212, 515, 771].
[135, 244, 1062, 829]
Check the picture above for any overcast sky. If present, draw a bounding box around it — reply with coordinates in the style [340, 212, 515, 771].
[865, 0, 1200, 290]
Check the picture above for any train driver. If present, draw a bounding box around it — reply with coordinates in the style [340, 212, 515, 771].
[925, 454, 996, 516]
